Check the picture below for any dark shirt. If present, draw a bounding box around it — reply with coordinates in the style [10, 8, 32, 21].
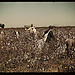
[43, 29, 55, 43]
[43, 29, 54, 39]
[0, 24, 5, 28]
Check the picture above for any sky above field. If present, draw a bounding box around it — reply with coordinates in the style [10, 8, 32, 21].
[0, 2, 75, 28]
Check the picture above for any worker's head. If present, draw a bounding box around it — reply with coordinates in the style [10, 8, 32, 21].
[48, 25, 53, 29]
[31, 24, 33, 27]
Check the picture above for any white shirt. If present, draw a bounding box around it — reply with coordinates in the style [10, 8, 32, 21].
[28, 26, 36, 33]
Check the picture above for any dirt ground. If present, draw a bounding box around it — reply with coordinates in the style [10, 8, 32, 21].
[0, 26, 75, 72]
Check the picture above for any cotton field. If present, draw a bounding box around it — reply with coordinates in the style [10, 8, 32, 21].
[0, 26, 75, 72]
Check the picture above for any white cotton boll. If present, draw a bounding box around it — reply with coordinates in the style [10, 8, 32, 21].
[57, 53, 59, 55]
[35, 57, 37, 60]
[73, 37, 75, 39]
[25, 28, 26, 30]
[1, 46, 3, 49]
[47, 56, 49, 60]
[10, 39, 13, 41]
[27, 65, 30, 68]
[1, 31, 4, 35]
[7, 43, 10, 45]
[74, 48, 75, 51]
[42, 68, 44, 71]
[51, 57, 54, 59]
[8, 59, 11, 62]
[57, 38, 59, 40]
[27, 60, 30, 62]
